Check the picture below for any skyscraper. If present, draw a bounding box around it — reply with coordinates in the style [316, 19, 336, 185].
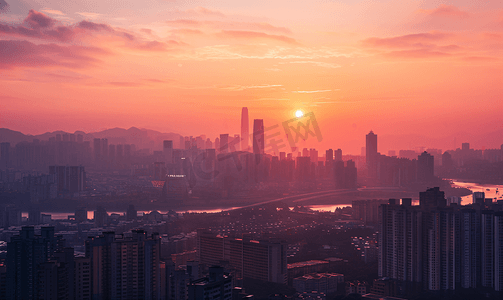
[220, 134, 229, 153]
[326, 149, 334, 163]
[417, 151, 434, 182]
[233, 134, 240, 151]
[163, 140, 173, 164]
[101, 138, 108, 159]
[378, 187, 503, 294]
[241, 107, 249, 152]
[366, 131, 378, 179]
[93, 138, 101, 162]
[1, 142, 10, 169]
[253, 119, 264, 155]
[197, 230, 287, 284]
[7, 226, 65, 300]
[49, 165, 86, 195]
[86, 230, 161, 300]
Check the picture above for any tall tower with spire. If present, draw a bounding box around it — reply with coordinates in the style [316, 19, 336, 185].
[241, 107, 249, 151]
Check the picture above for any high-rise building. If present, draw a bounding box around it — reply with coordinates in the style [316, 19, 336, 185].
[116, 144, 123, 161]
[49, 165, 86, 195]
[309, 148, 318, 164]
[7, 226, 65, 300]
[126, 204, 137, 221]
[75, 207, 87, 223]
[345, 160, 357, 189]
[233, 134, 240, 151]
[205, 138, 213, 149]
[93, 138, 101, 163]
[241, 107, 249, 152]
[124, 144, 131, 157]
[326, 149, 334, 163]
[75, 257, 91, 300]
[86, 230, 161, 300]
[334, 160, 345, 189]
[296, 156, 311, 182]
[220, 134, 229, 153]
[101, 138, 108, 159]
[38, 251, 74, 300]
[163, 140, 173, 164]
[94, 206, 107, 228]
[1, 142, 10, 169]
[253, 119, 264, 155]
[366, 131, 378, 178]
[417, 151, 434, 182]
[108, 144, 116, 162]
[197, 230, 287, 284]
[378, 187, 503, 295]
[335, 148, 342, 161]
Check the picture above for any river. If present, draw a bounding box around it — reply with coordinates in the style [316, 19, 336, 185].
[22, 180, 503, 219]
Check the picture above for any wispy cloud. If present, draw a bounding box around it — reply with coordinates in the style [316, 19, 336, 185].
[218, 30, 298, 44]
[219, 84, 283, 91]
[286, 61, 341, 68]
[363, 32, 450, 48]
[41, 9, 65, 16]
[385, 49, 451, 58]
[418, 5, 469, 19]
[76, 12, 103, 20]
[0, 40, 107, 69]
[292, 89, 334, 94]
[166, 19, 292, 35]
[192, 7, 226, 17]
[173, 45, 353, 61]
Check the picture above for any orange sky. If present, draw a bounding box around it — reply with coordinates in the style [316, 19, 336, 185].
[1, 0, 502, 154]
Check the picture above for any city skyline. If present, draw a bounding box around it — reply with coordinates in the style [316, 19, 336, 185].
[1, 1, 502, 155]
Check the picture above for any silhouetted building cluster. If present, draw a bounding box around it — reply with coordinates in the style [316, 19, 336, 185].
[5, 227, 197, 300]
[197, 230, 288, 284]
[334, 160, 357, 189]
[352, 199, 389, 224]
[379, 187, 503, 296]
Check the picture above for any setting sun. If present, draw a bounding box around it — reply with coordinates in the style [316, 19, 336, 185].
[295, 110, 304, 118]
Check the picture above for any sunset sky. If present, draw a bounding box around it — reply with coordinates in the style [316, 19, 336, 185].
[1, 0, 502, 154]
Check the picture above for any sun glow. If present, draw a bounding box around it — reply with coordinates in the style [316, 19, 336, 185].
[295, 110, 304, 118]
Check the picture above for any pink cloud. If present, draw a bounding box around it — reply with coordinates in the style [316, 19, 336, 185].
[140, 28, 153, 35]
[193, 7, 226, 17]
[0, 40, 107, 69]
[0, 0, 8, 12]
[0, 10, 182, 55]
[463, 56, 498, 61]
[419, 4, 470, 18]
[385, 49, 451, 58]
[166, 19, 292, 35]
[77, 20, 113, 32]
[24, 9, 55, 28]
[218, 30, 298, 44]
[171, 28, 204, 35]
[363, 32, 449, 48]
[166, 19, 202, 27]
[0, 11, 75, 42]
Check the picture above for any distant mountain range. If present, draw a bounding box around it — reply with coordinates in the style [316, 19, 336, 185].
[0, 127, 183, 151]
